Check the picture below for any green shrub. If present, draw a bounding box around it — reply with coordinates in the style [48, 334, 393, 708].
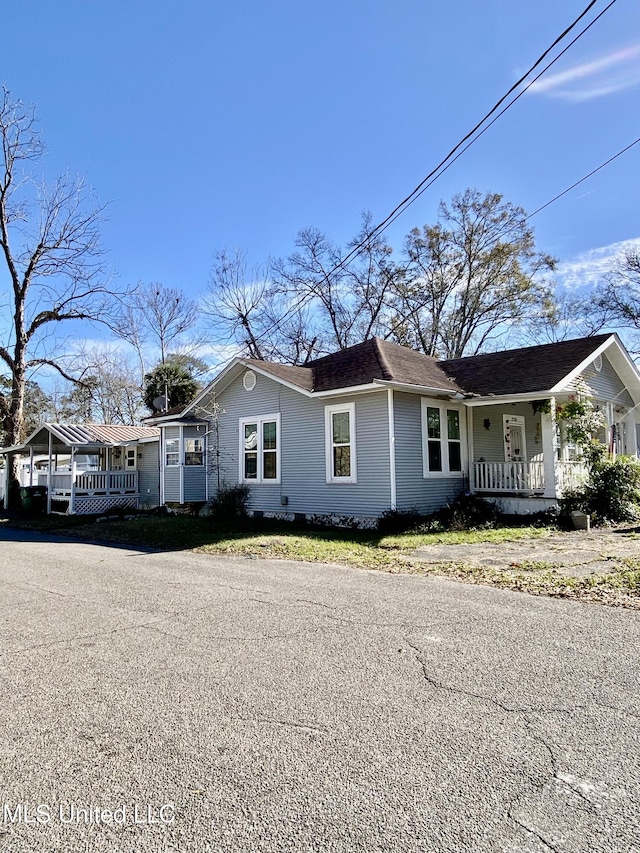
[377, 508, 424, 534]
[561, 451, 640, 524]
[433, 494, 499, 531]
[207, 483, 251, 525]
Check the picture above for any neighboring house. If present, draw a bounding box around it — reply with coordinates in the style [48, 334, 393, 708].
[147, 333, 640, 522]
[1, 424, 160, 514]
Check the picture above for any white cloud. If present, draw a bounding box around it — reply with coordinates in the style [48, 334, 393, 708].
[556, 237, 640, 290]
[528, 45, 640, 102]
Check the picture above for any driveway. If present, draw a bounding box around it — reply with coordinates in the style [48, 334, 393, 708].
[1, 527, 639, 852]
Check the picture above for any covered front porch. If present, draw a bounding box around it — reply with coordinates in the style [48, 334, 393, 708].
[467, 397, 592, 511]
[1, 423, 160, 515]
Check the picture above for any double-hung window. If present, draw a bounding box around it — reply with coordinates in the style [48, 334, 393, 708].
[325, 402, 356, 483]
[184, 437, 204, 466]
[239, 414, 280, 483]
[421, 400, 464, 476]
[165, 438, 179, 467]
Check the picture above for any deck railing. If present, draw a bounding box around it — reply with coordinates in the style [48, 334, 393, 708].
[473, 460, 589, 495]
[556, 460, 589, 493]
[473, 461, 545, 493]
[38, 470, 138, 496]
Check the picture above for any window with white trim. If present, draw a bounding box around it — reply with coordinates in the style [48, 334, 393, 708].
[239, 414, 280, 483]
[184, 437, 204, 466]
[421, 400, 464, 476]
[325, 402, 356, 483]
[165, 437, 179, 466]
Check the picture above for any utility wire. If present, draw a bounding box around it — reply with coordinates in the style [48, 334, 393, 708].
[210, 0, 619, 365]
[337, 0, 618, 268]
[525, 137, 640, 222]
[236, 132, 640, 369]
[246, 0, 618, 352]
[354, 0, 619, 244]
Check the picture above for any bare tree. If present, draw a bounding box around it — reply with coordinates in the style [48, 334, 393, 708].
[392, 189, 556, 358]
[114, 281, 200, 380]
[58, 344, 143, 424]
[587, 248, 640, 353]
[516, 285, 609, 346]
[0, 87, 121, 449]
[203, 249, 272, 361]
[204, 215, 397, 365]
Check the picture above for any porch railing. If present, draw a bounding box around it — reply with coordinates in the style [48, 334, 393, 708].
[473, 460, 589, 495]
[556, 460, 588, 493]
[473, 461, 545, 493]
[38, 470, 138, 496]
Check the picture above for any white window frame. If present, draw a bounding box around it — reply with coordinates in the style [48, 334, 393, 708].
[165, 437, 180, 467]
[421, 399, 465, 478]
[184, 436, 204, 467]
[126, 448, 137, 470]
[239, 413, 281, 484]
[325, 402, 357, 484]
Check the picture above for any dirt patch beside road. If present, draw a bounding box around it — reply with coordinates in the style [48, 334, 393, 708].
[409, 526, 640, 608]
[412, 526, 640, 576]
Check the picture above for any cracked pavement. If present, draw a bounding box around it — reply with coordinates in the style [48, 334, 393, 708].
[411, 527, 640, 577]
[1, 527, 639, 852]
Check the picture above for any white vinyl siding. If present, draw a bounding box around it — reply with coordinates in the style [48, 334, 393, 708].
[325, 403, 357, 483]
[204, 374, 391, 518]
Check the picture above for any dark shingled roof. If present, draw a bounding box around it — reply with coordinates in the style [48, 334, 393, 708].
[244, 360, 314, 392]
[441, 334, 612, 396]
[191, 333, 616, 407]
[307, 338, 464, 393]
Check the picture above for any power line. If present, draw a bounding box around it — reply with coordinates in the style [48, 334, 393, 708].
[226, 0, 618, 361]
[525, 137, 640, 222]
[246, 0, 618, 351]
[337, 0, 618, 268]
[355, 0, 619, 243]
[217, 134, 640, 371]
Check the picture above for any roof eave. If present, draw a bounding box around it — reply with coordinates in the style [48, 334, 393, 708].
[372, 379, 466, 398]
[464, 391, 556, 407]
[549, 335, 617, 393]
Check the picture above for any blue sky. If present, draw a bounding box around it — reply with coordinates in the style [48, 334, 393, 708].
[3, 0, 640, 324]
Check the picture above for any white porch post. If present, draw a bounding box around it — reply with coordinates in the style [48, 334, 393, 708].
[159, 430, 165, 506]
[466, 406, 475, 492]
[3, 453, 10, 510]
[387, 389, 396, 510]
[541, 397, 559, 498]
[204, 432, 209, 503]
[29, 446, 34, 486]
[179, 425, 185, 505]
[46, 430, 53, 514]
[70, 446, 77, 515]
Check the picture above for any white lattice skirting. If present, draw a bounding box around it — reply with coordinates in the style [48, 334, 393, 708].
[74, 496, 138, 515]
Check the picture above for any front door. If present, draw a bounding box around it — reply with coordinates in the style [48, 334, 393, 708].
[504, 415, 526, 462]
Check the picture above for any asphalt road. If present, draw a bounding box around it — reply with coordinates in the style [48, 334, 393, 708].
[0, 527, 639, 853]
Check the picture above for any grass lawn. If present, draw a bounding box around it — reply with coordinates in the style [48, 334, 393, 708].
[2, 513, 639, 608]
